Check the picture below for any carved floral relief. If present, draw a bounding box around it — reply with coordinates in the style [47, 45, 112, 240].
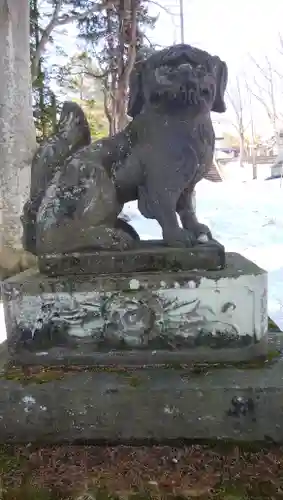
[6, 286, 254, 352]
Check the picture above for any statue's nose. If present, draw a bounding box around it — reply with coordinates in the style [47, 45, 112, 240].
[179, 63, 193, 71]
[201, 74, 215, 88]
[154, 68, 171, 85]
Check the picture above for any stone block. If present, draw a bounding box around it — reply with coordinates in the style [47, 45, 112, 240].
[0, 333, 281, 444]
[271, 163, 283, 177]
[1, 253, 268, 366]
[38, 240, 225, 276]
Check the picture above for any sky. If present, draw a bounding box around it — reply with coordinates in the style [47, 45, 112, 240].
[52, 0, 283, 137]
[148, 0, 282, 70]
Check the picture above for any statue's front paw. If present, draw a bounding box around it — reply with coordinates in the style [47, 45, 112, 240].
[163, 228, 196, 248]
[193, 223, 213, 243]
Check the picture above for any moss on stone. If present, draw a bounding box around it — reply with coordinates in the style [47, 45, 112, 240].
[0, 445, 25, 474]
[188, 348, 280, 373]
[1, 367, 65, 384]
[127, 375, 143, 387]
[0, 344, 281, 388]
[0, 365, 144, 386]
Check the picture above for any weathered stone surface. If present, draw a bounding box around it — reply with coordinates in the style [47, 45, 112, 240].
[21, 101, 92, 255]
[2, 253, 268, 365]
[0, 247, 37, 280]
[0, 333, 281, 444]
[38, 239, 225, 276]
[38, 222, 139, 255]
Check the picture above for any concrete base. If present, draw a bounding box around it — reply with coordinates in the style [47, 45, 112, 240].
[0, 333, 282, 444]
[270, 163, 283, 178]
[2, 253, 268, 365]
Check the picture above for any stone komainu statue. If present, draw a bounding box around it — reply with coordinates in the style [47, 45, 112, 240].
[21, 44, 228, 255]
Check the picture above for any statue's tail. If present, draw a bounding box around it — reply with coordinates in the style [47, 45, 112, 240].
[203, 156, 223, 182]
[22, 101, 91, 254]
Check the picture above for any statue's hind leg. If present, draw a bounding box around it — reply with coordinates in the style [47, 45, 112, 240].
[114, 149, 143, 204]
[35, 146, 141, 255]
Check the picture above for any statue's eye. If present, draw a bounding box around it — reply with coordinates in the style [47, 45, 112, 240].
[196, 64, 205, 72]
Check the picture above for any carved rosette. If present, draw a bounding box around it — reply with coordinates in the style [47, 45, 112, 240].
[102, 293, 163, 347]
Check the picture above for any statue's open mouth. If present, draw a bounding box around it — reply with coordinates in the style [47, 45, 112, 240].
[150, 84, 209, 108]
[181, 84, 211, 106]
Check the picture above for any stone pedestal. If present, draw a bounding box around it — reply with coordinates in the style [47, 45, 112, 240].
[271, 163, 283, 178]
[0, 251, 276, 444]
[0, 333, 281, 444]
[38, 239, 225, 275]
[2, 252, 268, 366]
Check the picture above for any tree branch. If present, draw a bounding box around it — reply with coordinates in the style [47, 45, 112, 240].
[31, 0, 118, 82]
[141, 32, 155, 47]
[120, 0, 138, 85]
[31, 0, 63, 81]
[103, 86, 112, 125]
[84, 69, 110, 79]
[226, 76, 250, 139]
[249, 87, 274, 123]
[248, 67, 283, 128]
[55, 0, 119, 25]
[148, 0, 180, 40]
[249, 54, 272, 83]
[148, 0, 178, 18]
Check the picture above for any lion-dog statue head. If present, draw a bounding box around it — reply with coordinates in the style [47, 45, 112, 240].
[128, 44, 228, 119]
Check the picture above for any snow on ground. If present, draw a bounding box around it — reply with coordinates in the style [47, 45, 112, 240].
[0, 164, 282, 344]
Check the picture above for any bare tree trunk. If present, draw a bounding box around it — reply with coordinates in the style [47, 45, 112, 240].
[247, 84, 257, 179]
[0, 0, 37, 250]
[31, 0, 116, 82]
[115, 0, 137, 132]
[103, 0, 138, 136]
[249, 55, 283, 157]
[252, 146, 257, 180]
[227, 76, 250, 170]
[50, 92, 57, 134]
[106, 6, 118, 136]
[239, 132, 246, 168]
[275, 129, 283, 164]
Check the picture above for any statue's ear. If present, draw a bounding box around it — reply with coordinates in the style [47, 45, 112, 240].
[211, 57, 228, 113]
[127, 60, 145, 118]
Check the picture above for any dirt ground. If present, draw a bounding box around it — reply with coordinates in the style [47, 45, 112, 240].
[1, 443, 283, 499]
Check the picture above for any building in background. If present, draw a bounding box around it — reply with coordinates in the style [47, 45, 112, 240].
[213, 121, 238, 162]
